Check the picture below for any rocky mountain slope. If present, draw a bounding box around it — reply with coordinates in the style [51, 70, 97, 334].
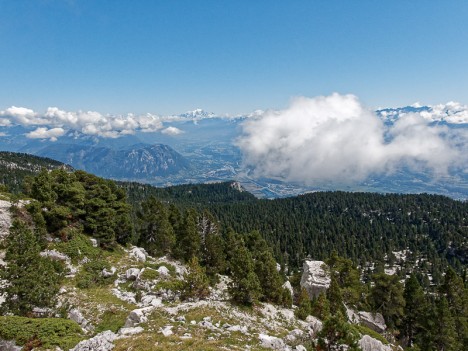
[0, 198, 396, 351]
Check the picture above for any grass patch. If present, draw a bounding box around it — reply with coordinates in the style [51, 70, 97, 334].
[354, 324, 389, 344]
[0, 316, 84, 350]
[145, 262, 177, 276]
[95, 308, 128, 333]
[141, 268, 160, 281]
[53, 232, 100, 263]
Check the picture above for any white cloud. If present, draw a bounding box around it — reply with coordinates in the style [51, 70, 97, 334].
[237, 93, 466, 185]
[0, 132, 7, 137]
[161, 126, 184, 136]
[26, 127, 65, 141]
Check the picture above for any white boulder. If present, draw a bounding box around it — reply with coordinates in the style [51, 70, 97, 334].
[126, 268, 141, 281]
[157, 265, 170, 277]
[306, 315, 323, 336]
[101, 266, 116, 278]
[160, 325, 174, 337]
[282, 281, 294, 298]
[359, 335, 392, 351]
[0, 339, 22, 351]
[300, 260, 331, 299]
[358, 311, 387, 333]
[69, 330, 117, 351]
[130, 247, 147, 262]
[118, 327, 144, 337]
[259, 333, 291, 351]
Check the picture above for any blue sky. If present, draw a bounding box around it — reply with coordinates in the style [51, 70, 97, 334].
[1, 0, 467, 115]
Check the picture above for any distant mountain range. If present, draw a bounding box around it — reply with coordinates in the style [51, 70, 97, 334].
[0, 105, 467, 198]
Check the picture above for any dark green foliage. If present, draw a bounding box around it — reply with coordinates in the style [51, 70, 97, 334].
[76, 259, 113, 289]
[295, 288, 312, 320]
[369, 273, 405, 330]
[26, 169, 133, 248]
[311, 293, 331, 321]
[228, 234, 261, 305]
[317, 311, 360, 351]
[326, 251, 362, 307]
[401, 274, 425, 347]
[0, 316, 84, 350]
[198, 210, 226, 277]
[181, 256, 210, 300]
[0, 219, 62, 316]
[255, 249, 284, 304]
[327, 274, 347, 317]
[433, 297, 460, 351]
[137, 196, 175, 256]
[175, 209, 201, 260]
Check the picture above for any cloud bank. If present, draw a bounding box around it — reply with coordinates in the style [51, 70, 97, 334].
[237, 94, 466, 184]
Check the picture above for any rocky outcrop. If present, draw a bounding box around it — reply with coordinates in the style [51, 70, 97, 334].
[69, 330, 117, 351]
[300, 260, 331, 299]
[282, 281, 294, 298]
[68, 308, 93, 332]
[259, 333, 290, 351]
[125, 268, 141, 281]
[358, 311, 387, 333]
[359, 335, 392, 351]
[0, 339, 22, 351]
[0, 200, 12, 242]
[129, 247, 147, 262]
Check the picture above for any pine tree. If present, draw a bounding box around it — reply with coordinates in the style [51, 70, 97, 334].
[402, 274, 425, 347]
[255, 249, 283, 304]
[317, 310, 359, 351]
[175, 209, 201, 261]
[295, 287, 312, 320]
[137, 196, 175, 256]
[433, 297, 460, 351]
[369, 273, 405, 329]
[181, 256, 210, 300]
[0, 219, 61, 316]
[327, 274, 347, 317]
[228, 237, 261, 305]
[198, 210, 225, 277]
[311, 292, 331, 320]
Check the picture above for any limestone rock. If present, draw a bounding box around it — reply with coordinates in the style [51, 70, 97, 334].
[306, 315, 323, 336]
[300, 260, 331, 299]
[124, 307, 153, 328]
[259, 333, 291, 351]
[359, 335, 392, 351]
[69, 330, 117, 351]
[295, 346, 307, 351]
[0, 200, 12, 242]
[139, 294, 162, 307]
[160, 325, 174, 337]
[346, 305, 360, 324]
[118, 327, 144, 337]
[126, 268, 141, 281]
[0, 339, 22, 351]
[358, 311, 387, 333]
[285, 329, 304, 343]
[101, 266, 116, 278]
[157, 265, 170, 277]
[68, 308, 92, 332]
[89, 238, 98, 247]
[130, 247, 147, 262]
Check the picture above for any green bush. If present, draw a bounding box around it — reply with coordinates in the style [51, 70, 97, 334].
[353, 324, 389, 344]
[95, 309, 127, 333]
[0, 316, 84, 350]
[140, 268, 160, 281]
[76, 258, 112, 289]
[54, 232, 99, 262]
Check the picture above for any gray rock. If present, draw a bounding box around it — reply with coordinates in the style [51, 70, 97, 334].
[69, 330, 117, 351]
[157, 266, 170, 277]
[118, 326, 144, 337]
[101, 266, 116, 278]
[259, 333, 291, 351]
[89, 238, 98, 247]
[305, 315, 323, 336]
[359, 335, 392, 351]
[160, 325, 173, 337]
[346, 305, 360, 324]
[139, 294, 162, 307]
[300, 260, 331, 299]
[358, 311, 387, 333]
[130, 247, 147, 262]
[126, 268, 141, 281]
[0, 339, 22, 351]
[285, 329, 304, 343]
[124, 307, 152, 327]
[295, 346, 307, 351]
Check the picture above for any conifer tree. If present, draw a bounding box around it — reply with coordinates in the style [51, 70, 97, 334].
[402, 274, 425, 347]
[181, 256, 210, 300]
[311, 292, 331, 321]
[0, 219, 61, 316]
[295, 287, 312, 320]
[198, 210, 225, 277]
[137, 196, 175, 256]
[369, 273, 405, 329]
[228, 237, 261, 305]
[327, 274, 347, 317]
[317, 311, 359, 351]
[255, 250, 283, 304]
[175, 209, 201, 261]
[433, 297, 460, 351]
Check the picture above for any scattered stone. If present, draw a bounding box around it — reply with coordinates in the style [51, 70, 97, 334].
[130, 247, 147, 262]
[160, 325, 173, 337]
[101, 266, 116, 278]
[285, 329, 304, 343]
[305, 315, 323, 336]
[139, 294, 162, 307]
[180, 333, 192, 339]
[259, 333, 291, 351]
[295, 346, 307, 351]
[40, 249, 70, 262]
[225, 325, 249, 334]
[126, 268, 141, 281]
[359, 335, 392, 351]
[124, 307, 152, 327]
[0, 339, 22, 351]
[118, 326, 144, 337]
[157, 266, 170, 277]
[300, 260, 331, 299]
[89, 238, 98, 247]
[176, 316, 186, 322]
[111, 288, 136, 304]
[190, 320, 196, 325]
[68, 308, 92, 332]
[70, 330, 117, 351]
[358, 311, 387, 333]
